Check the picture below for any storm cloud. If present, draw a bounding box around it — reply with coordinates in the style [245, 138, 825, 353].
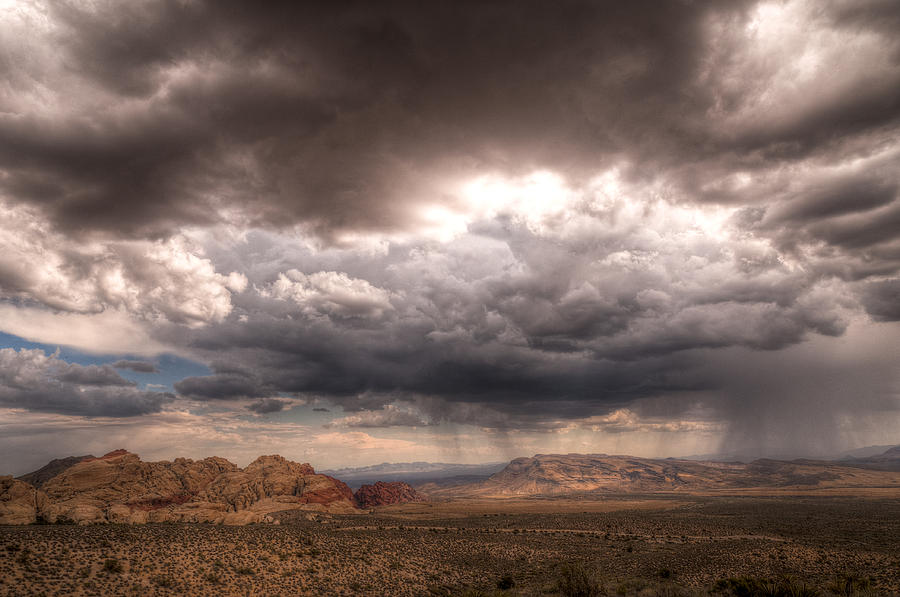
[0, 0, 898, 461]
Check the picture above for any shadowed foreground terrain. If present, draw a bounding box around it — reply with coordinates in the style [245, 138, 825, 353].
[2, 496, 899, 596]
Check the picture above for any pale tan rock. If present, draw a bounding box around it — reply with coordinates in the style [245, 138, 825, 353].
[105, 503, 133, 523]
[222, 510, 262, 525]
[195, 454, 356, 514]
[0, 476, 44, 524]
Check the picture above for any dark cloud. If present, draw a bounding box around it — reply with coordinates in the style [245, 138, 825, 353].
[112, 360, 159, 373]
[0, 0, 899, 459]
[56, 363, 136, 387]
[174, 372, 271, 401]
[859, 279, 900, 322]
[167, 201, 841, 424]
[0, 348, 173, 417]
[246, 398, 288, 414]
[767, 176, 897, 224]
[0, 0, 782, 239]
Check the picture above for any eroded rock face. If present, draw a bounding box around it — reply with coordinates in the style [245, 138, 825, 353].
[32, 449, 359, 524]
[353, 481, 427, 508]
[195, 455, 357, 517]
[0, 476, 46, 524]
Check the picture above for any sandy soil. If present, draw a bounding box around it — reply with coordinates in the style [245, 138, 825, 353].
[1, 495, 899, 596]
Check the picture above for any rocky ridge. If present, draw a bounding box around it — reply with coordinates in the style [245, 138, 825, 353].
[420, 450, 900, 498]
[16, 454, 94, 488]
[1, 450, 361, 525]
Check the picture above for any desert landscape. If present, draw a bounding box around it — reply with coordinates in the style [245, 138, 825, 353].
[3, 0, 900, 595]
[3, 448, 900, 595]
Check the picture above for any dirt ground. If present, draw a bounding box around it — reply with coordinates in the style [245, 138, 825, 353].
[1, 494, 899, 596]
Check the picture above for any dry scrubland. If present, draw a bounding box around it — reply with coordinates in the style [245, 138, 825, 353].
[2, 495, 899, 596]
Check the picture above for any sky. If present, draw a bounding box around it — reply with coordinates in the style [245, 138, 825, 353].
[1, 0, 899, 475]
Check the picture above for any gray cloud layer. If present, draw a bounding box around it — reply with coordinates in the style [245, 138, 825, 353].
[2, 1, 896, 240]
[0, 348, 173, 417]
[112, 360, 160, 374]
[0, 0, 898, 454]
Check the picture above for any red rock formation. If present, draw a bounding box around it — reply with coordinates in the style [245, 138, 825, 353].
[301, 475, 354, 505]
[353, 481, 427, 508]
[26, 450, 359, 524]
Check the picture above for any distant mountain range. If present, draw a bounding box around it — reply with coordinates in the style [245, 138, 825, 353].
[419, 448, 900, 498]
[320, 461, 507, 489]
[5, 447, 900, 526]
[677, 444, 900, 464]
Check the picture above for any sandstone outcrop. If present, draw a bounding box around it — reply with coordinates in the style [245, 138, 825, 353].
[353, 481, 427, 508]
[0, 476, 46, 524]
[26, 449, 358, 524]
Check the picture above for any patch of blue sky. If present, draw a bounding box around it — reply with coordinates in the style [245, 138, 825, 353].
[0, 331, 210, 391]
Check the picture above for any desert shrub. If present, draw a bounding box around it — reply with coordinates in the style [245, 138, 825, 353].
[204, 572, 221, 584]
[234, 566, 254, 575]
[497, 574, 515, 590]
[828, 573, 872, 596]
[152, 575, 175, 588]
[556, 563, 605, 597]
[15, 547, 30, 565]
[714, 576, 820, 597]
[102, 558, 122, 573]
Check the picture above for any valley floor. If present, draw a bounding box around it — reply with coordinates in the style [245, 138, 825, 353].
[1, 495, 899, 596]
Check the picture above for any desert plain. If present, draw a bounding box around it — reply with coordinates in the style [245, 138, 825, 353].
[3, 492, 900, 596]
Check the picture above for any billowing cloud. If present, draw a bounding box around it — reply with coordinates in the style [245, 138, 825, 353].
[0, 0, 898, 464]
[261, 270, 394, 319]
[0, 348, 173, 417]
[174, 174, 862, 423]
[1, 1, 895, 243]
[0, 203, 245, 327]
